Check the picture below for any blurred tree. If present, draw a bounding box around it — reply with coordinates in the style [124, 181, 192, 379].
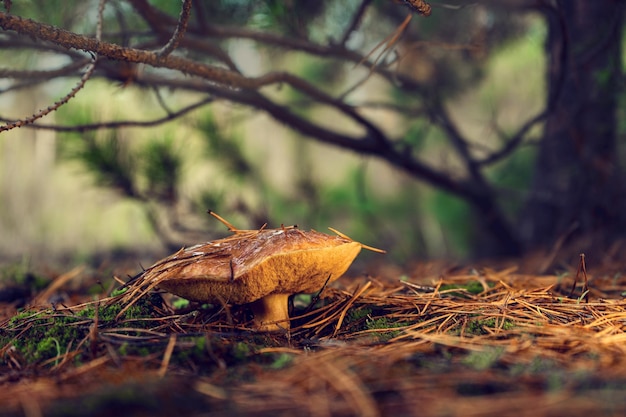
[0, 0, 624, 258]
[520, 1, 625, 249]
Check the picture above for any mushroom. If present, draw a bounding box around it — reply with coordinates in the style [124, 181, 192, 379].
[127, 212, 385, 331]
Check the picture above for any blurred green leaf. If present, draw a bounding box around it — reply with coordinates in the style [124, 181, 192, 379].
[69, 132, 137, 198]
[142, 137, 182, 202]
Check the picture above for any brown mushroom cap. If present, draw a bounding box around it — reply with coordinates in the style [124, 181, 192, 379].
[137, 225, 372, 330]
[149, 227, 362, 304]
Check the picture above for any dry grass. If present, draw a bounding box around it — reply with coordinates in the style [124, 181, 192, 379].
[2, 261, 626, 416]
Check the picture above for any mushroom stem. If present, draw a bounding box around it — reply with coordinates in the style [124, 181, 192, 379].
[250, 293, 290, 331]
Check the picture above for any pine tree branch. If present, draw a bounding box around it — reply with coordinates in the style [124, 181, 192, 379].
[0, 96, 213, 132]
[155, 0, 192, 58]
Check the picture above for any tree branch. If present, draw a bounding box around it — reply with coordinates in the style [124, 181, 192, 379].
[0, 58, 88, 79]
[478, 110, 547, 166]
[0, 1, 104, 132]
[339, 0, 373, 46]
[155, 0, 192, 58]
[127, 0, 431, 94]
[0, 96, 214, 132]
[130, 75, 480, 203]
[0, 4, 503, 208]
[0, 11, 396, 148]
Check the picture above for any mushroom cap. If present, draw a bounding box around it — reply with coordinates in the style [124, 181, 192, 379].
[141, 227, 362, 304]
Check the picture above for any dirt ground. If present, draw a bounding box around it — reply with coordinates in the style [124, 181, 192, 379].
[2, 255, 626, 417]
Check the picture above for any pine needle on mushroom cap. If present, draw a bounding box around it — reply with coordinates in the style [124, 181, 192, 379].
[117, 212, 385, 330]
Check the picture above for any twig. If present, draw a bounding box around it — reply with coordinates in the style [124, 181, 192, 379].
[333, 281, 372, 337]
[338, 0, 372, 46]
[156, 0, 192, 58]
[0, 59, 90, 79]
[0, 96, 214, 131]
[303, 275, 333, 314]
[478, 110, 548, 166]
[158, 334, 177, 377]
[152, 86, 174, 115]
[569, 253, 589, 302]
[0, 1, 106, 133]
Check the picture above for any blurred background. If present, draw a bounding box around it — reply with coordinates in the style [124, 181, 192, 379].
[0, 0, 624, 269]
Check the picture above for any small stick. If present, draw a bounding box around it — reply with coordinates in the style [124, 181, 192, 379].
[569, 253, 589, 302]
[158, 334, 177, 378]
[156, 0, 192, 58]
[207, 210, 239, 231]
[328, 227, 386, 253]
[303, 274, 333, 314]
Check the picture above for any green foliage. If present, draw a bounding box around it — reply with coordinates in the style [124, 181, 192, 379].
[427, 192, 473, 258]
[171, 298, 190, 309]
[62, 131, 136, 197]
[232, 341, 251, 361]
[402, 120, 432, 152]
[110, 287, 128, 297]
[269, 353, 293, 369]
[142, 137, 182, 202]
[249, 0, 327, 36]
[197, 114, 253, 180]
[462, 347, 504, 371]
[488, 146, 536, 216]
[0, 259, 47, 290]
[60, 129, 184, 203]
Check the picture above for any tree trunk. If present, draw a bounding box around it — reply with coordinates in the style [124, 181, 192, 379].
[521, 0, 625, 249]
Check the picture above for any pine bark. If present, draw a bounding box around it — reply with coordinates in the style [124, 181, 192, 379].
[521, 0, 625, 248]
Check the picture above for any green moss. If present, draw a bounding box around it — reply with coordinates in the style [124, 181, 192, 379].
[365, 317, 407, 342]
[346, 307, 372, 324]
[35, 337, 61, 362]
[0, 260, 50, 294]
[269, 353, 293, 369]
[2, 294, 162, 366]
[462, 347, 504, 370]
[232, 342, 250, 361]
[4, 313, 89, 364]
[463, 318, 515, 336]
[110, 287, 128, 297]
[439, 281, 490, 297]
[76, 293, 160, 324]
[172, 298, 190, 309]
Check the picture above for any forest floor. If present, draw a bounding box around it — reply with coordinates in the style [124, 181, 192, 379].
[2, 253, 626, 417]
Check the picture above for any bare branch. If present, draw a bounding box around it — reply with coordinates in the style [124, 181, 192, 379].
[0, 96, 214, 132]
[128, 0, 237, 69]
[0, 10, 395, 147]
[339, 0, 373, 46]
[0, 79, 52, 94]
[0, 59, 89, 79]
[429, 100, 485, 185]
[478, 110, 548, 166]
[0, 12, 309, 91]
[156, 0, 192, 58]
[122, 74, 480, 204]
[0, 1, 106, 133]
[121, 0, 431, 92]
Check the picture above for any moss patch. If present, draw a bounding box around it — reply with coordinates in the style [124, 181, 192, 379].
[1, 294, 162, 366]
